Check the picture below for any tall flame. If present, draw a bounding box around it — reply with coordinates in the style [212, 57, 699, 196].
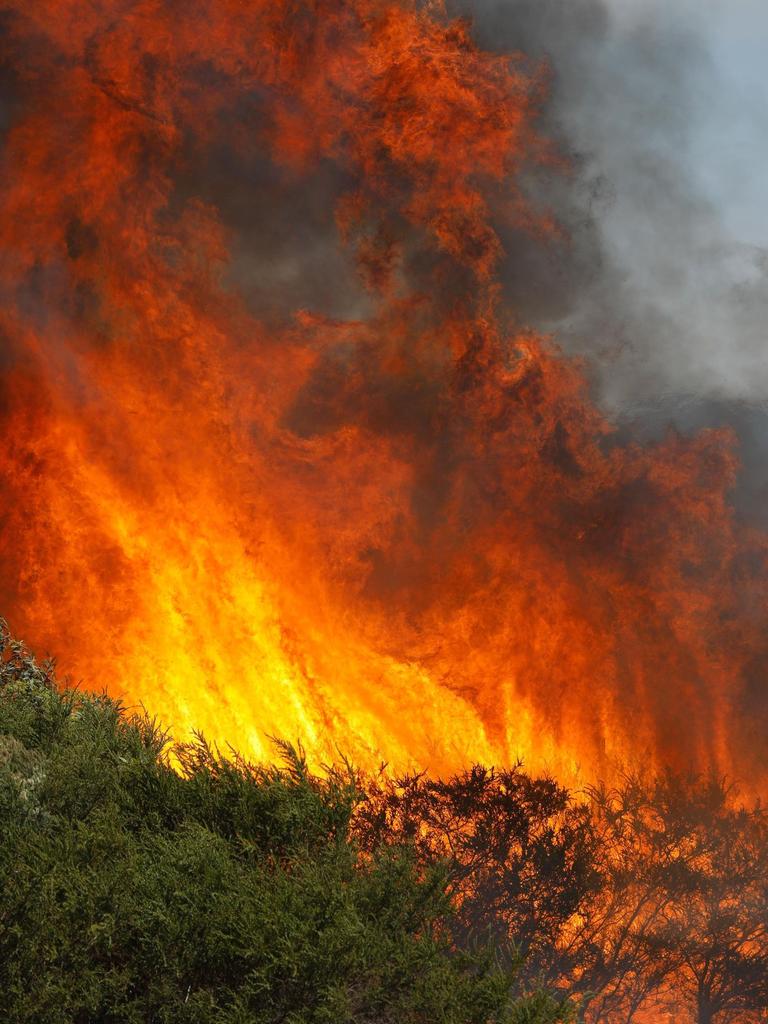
[0, 0, 766, 786]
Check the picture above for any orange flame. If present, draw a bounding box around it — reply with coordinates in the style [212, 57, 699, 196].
[0, 0, 766, 787]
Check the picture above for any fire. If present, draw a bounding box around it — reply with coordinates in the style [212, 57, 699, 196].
[0, 0, 765, 786]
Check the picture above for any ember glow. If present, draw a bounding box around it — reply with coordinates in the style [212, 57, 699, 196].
[0, 0, 766, 785]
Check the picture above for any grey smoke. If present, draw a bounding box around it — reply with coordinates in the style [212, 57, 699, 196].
[448, 0, 768, 520]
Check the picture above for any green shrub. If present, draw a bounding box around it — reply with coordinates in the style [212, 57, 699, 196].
[0, 624, 573, 1024]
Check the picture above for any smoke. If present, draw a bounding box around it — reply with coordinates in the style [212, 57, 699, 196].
[443, 0, 768, 521]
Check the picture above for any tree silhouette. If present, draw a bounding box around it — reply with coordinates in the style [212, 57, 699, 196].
[639, 776, 768, 1023]
[356, 765, 600, 992]
[584, 773, 768, 1023]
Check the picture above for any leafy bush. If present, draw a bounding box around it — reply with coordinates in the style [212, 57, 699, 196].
[0, 624, 573, 1024]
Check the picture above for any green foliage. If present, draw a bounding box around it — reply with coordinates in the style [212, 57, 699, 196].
[0, 624, 573, 1024]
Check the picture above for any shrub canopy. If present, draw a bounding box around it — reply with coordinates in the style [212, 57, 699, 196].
[0, 625, 572, 1024]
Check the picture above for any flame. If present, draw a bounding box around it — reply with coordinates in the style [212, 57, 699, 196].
[0, 0, 766, 786]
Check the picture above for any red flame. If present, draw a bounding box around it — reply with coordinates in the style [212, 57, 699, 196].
[0, 0, 766, 786]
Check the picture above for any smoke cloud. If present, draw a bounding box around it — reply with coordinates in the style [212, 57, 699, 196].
[445, 0, 768, 520]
